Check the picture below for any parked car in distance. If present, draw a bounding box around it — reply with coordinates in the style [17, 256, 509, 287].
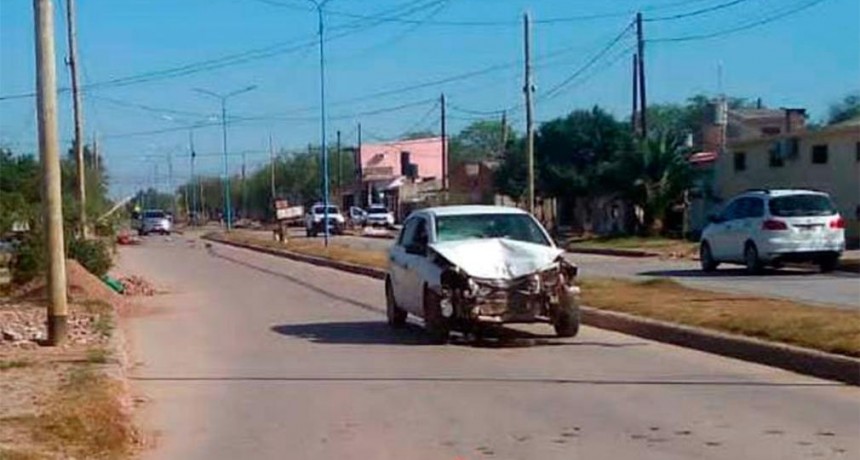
[386, 205, 580, 343]
[700, 189, 845, 274]
[348, 206, 367, 227]
[304, 204, 345, 237]
[138, 209, 172, 236]
[365, 204, 395, 228]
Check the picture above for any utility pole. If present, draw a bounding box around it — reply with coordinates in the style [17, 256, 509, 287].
[189, 129, 197, 224]
[357, 122, 364, 206]
[336, 130, 342, 199]
[440, 93, 447, 190]
[65, 0, 86, 237]
[632, 53, 639, 137]
[241, 150, 247, 220]
[92, 131, 99, 172]
[167, 150, 175, 219]
[523, 11, 535, 215]
[636, 12, 647, 137]
[35, 0, 68, 345]
[500, 110, 508, 156]
[269, 133, 276, 203]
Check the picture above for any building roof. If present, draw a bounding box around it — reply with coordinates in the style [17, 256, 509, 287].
[729, 108, 787, 120]
[420, 205, 527, 217]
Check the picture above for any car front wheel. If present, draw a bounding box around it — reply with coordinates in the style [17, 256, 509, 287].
[553, 290, 580, 338]
[700, 242, 718, 272]
[423, 286, 450, 344]
[744, 243, 763, 275]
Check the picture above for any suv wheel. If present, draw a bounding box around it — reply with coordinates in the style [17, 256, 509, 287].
[700, 242, 718, 272]
[423, 286, 450, 344]
[744, 243, 763, 275]
[553, 302, 580, 338]
[385, 280, 407, 327]
[818, 254, 839, 273]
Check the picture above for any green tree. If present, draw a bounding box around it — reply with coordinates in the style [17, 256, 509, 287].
[449, 119, 511, 167]
[612, 134, 694, 235]
[827, 92, 860, 125]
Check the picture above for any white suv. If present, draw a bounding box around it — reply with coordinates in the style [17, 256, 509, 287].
[304, 204, 345, 237]
[700, 189, 845, 274]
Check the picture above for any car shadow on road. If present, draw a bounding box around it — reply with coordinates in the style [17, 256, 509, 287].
[271, 321, 648, 349]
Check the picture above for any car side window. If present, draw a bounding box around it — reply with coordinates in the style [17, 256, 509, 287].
[413, 218, 429, 249]
[747, 198, 764, 218]
[720, 200, 741, 221]
[398, 218, 419, 246]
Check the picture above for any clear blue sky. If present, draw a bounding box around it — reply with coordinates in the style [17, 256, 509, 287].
[1, 0, 858, 197]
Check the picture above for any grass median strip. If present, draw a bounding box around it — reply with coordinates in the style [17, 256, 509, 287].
[580, 278, 860, 357]
[213, 232, 859, 358]
[566, 235, 698, 258]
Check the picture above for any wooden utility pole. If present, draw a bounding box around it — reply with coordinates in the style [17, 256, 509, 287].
[523, 11, 535, 215]
[632, 53, 639, 136]
[269, 133, 276, 202]
[500, 110, 508, 156]
[35, 0, 69, 345]
[65, 0, 87, 236]
[440, 93, 448, 190]
[636, 12, 647, 137]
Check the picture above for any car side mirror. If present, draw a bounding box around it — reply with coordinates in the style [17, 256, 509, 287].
[405, 243, 426, 256]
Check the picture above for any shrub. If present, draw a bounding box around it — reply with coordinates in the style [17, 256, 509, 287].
[67, 238, 112, 277]
[12, 233, 45, 284]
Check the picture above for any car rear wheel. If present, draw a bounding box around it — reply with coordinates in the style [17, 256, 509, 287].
[385, 280, 407, 328]
[700, 242, 718, 272]
[818, 254, 839, 273]
[744, 243, 763, 275]
[423, 286, 450, 344]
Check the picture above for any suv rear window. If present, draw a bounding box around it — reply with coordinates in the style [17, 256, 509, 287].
[769, 194, 836, 217]
[143, 211, 166, 219]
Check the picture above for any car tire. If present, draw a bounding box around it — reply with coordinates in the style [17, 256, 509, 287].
[385, 280, 407, 328]
[423, 286, 450, 344]
[553, 299, 580, 338]
[700, 242, 718, 272]
[818, 254, 839, 273]
[744, 242, 763, 275]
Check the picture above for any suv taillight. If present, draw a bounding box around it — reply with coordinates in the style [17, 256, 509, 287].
[762, 219, 788, 231]
[830, 217, 845, 229]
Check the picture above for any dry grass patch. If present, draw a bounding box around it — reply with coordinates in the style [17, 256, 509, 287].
[568, 236, 698, 258]
[219, 233, 389, 270]
[580, 277, 860, 357]
[27, 366, 133, 459]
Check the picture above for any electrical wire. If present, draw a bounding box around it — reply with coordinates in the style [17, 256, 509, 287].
[645, 0, 752, 22]
[650, 0, 829, 42]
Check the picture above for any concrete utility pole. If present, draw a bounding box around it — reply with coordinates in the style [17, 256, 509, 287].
[523, 11, 535, 215]
[308, 0, 333, 246]
[194, 85, 256, 231]
[500, 110, 508, 156]
[632, 53, 639, 136]
[636, 12, 647, 137]
[336, 130, 342, 198]
[34, 0, 69, 345]
[65, 0, 87, 237]
[189, 129, 197, 224]
[440, 93, 447, 190]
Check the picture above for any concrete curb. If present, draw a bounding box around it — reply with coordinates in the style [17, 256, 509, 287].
[204, 234, 860, 386]
[567, 247, 658, 258]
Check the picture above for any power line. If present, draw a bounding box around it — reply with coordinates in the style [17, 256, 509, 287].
[645, 0, 752, 22]
[650, 0, 829, 42]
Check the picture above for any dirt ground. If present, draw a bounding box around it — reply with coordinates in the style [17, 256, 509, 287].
[0, 260, 148, 459]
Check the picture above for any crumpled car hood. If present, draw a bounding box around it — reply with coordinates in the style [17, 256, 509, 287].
[430, 238, 563, 280]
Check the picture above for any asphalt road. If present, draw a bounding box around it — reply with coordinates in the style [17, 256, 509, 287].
[251, 229, 860, 309]
[117, 236, 859, 460]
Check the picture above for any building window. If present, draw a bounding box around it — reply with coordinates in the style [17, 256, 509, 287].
[769, 143, 784, 168]
[811, 144, 828, 164]
[733, 152, 746, 172]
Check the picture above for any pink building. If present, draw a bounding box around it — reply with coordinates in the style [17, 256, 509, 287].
[359, 137, 445, 184]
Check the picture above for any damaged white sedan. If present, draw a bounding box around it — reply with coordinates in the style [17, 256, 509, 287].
[385, 205, 580, 343]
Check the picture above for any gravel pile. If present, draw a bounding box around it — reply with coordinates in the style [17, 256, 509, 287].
[119, 276, 156, 296]
[0, 302, 110, 349]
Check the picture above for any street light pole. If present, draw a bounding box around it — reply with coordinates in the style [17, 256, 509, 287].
[310, 0, 331, 246]
[194, 85, 256, 232]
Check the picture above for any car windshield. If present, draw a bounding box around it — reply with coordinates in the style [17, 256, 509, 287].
[769, 194, 837, 217]
[368, 207, 388, 214]
[435, 213, 550, 246]
[143, 211, 165, 219]
[313, 206, 339, 214]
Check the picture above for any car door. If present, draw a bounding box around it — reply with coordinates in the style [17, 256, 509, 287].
[722, 198, 757, 262]
[399, 217, 431, 314]
[709, 199, 741, 261]
[390, 218, 419, 310]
